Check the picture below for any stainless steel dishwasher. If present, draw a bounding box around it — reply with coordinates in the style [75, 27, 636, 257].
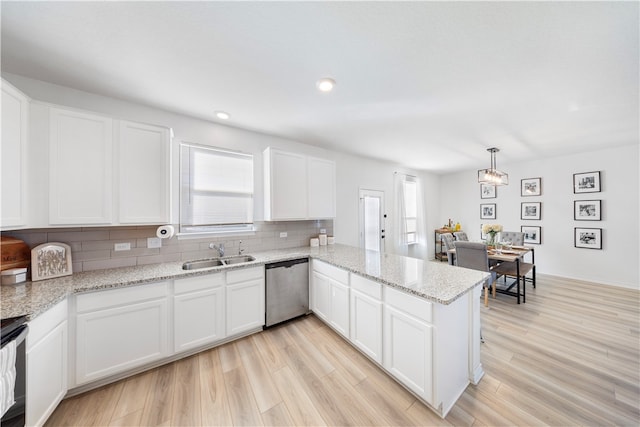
[265, 258, 310, 327]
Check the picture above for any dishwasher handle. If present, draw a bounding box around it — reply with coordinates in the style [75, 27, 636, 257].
[265, 258, 309, 270]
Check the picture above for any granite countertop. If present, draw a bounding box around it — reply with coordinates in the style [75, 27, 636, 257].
[1, 244, 489, 321]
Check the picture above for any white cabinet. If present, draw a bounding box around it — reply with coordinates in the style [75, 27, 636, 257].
[264, 148, 307, 220]
[307, 156, 336, 218]
[311, 260, 350, 339]
[383, 288, 434, 405]
[48, 106, 171, 226]
[349, 274, 383, 364]
[226, 267, 265, 336]
[74, 282, 169, 385]
[117, 120, 171, 224]
[26, 299, 67, 427]
[311, 271, 331, 322]
[174, 273, 225, 353]
[49, 107, 113, 225]
[263, 147, 336, 221]
[1, 80, 29, 229]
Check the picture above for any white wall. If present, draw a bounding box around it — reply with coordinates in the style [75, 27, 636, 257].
[439, 144, 640, 289]
[333, 151, 438, 256]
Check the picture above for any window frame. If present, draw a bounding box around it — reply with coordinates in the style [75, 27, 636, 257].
[178, 142, 255, 237]
[402, 177, 418, 245]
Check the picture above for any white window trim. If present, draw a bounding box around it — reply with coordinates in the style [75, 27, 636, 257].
[179, 142, 255, 237]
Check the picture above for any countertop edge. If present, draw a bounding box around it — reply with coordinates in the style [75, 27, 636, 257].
[2, 245, 489, 320]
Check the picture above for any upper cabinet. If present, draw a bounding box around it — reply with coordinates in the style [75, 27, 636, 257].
[48, 106, 171, 226]
[307, 156, 336, 218]
[117, 120, 171, 224]
[263, 147, 336, 221]
[1, 80, 30, 230]
[49, 107, 114, 225]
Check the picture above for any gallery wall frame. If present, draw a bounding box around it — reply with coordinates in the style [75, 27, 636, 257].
[574, 200, 602, 221]
[521, 226, 541, 244]
[480, 203, 496, 220]
[521, 202, 541, 220]
[574, 171, 601, 194]
[480, 183, 497, 199]
[574, 227, 602, 249]
[521, 177, 542, 197]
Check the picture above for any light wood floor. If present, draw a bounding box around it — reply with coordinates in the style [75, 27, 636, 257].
[46, 274, 640, 426]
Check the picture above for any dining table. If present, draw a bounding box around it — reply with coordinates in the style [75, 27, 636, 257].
[448, 245, 535, 304]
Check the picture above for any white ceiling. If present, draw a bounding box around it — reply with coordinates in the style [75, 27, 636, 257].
[1, 1, 638, 174]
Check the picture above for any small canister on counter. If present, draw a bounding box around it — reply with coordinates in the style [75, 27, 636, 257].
[327, 236, 335, 245]
[310, 238, 320, 247]
[1, 268, 27, 285]
[318, 233, 327, 246]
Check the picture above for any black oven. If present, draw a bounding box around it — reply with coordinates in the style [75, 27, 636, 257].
[1, 316, 28, 427]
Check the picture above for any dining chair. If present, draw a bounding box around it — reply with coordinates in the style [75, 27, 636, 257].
[441, 233, 456, 264]
[453, 231, 469, 241]
[499, 231, 524, 246]
[454, 241, 496, 306]
[495, 231, 535, 292]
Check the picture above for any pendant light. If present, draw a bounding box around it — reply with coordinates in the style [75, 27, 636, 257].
[478, 147, 509, 186]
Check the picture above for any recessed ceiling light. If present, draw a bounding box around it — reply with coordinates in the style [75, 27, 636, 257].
[316, 78, 336, 92]
[215, 111, 230, 120]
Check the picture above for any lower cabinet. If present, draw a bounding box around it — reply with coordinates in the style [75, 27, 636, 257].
[383, 303, 434, 405]
[226, 266, 265, 336]
[74, 282, 169, 385]
[383, 286, 435, 405]
[26, 300, 68, 427]
[311, 260, 350, 339]
[174, 273, 225, 353]
[350, 275, 383, 364]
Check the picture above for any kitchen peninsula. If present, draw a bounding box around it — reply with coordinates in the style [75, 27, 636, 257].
[1, 244, 488, 423]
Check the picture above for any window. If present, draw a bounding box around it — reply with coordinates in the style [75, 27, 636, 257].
[180, 143, 254, 234]
[402, 178, 418, 244]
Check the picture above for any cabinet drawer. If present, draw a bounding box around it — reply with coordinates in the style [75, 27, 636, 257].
[76, 281, 168, 313]
[350, 274, 382, 300]
[27, 299, 67, 351]
[174, 273, 224, 294]
[313, 260, 349, 284]
[226, 266, 264, 284]
[385, 286, 433, 323]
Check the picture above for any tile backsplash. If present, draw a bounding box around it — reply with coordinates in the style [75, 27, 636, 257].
[3, 220, 333, 273]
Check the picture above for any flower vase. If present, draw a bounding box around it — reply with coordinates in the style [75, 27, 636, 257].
[487, 232, 497, 248]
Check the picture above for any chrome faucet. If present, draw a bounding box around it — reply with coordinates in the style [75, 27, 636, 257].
[209, 243, 225, 257]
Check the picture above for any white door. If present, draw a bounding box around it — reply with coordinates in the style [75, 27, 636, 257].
[359, 189, 385, 252]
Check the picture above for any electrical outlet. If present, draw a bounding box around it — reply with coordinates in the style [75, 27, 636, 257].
[114, 242, 131, 251]
[320, 228, 326, 234]
[147, 237, 162, 249]
[280, 232, 288, 238]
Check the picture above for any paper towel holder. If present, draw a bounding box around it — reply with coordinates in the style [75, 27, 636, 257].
[156, 225, 175, 239]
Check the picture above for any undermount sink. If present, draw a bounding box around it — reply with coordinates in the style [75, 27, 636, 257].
[222, 255, 256, 265]
[182, 255, 256, 270]
[182, 258, 226, 270]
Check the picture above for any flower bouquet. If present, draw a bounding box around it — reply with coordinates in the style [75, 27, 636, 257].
[482, 224, 503, 247]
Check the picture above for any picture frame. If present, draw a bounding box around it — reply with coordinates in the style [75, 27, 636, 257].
[521, 177, 542, 197]
[521, 226, 541, 245]
[574, 171, 601, 193]
[574, 200, 601, 221]
[480, 183, 497, 199]
[480, 224, 487, 240]
[521, 202, 541, 220]
[31, 242, 73, 281]
[480, 203, 496, 220]
[574, 227, 602, 250]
